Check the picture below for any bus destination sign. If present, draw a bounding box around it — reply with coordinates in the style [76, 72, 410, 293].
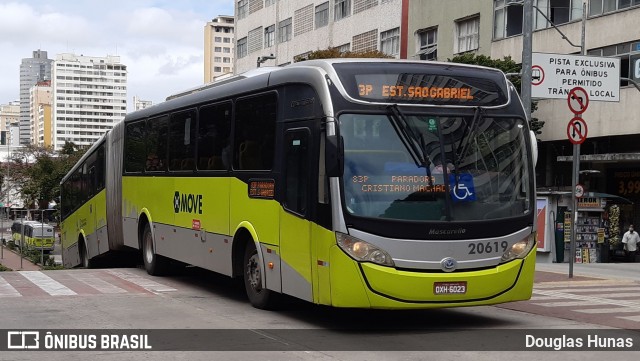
[333, 62, 509, 106]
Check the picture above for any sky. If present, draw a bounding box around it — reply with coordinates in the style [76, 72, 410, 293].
[0, 0, 234, 111]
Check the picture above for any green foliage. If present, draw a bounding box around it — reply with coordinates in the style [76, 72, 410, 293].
[3, 142, 84, 211]
[0, 264, 12, 272]
[294, 47, 393, 62]
[448, 53, 545, 136]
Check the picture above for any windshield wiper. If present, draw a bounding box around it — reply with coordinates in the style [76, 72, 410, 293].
[387, 104, 429, 167]
[453, 106, 483, 182]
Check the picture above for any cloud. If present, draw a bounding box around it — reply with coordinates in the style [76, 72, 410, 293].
[0, 2, 94, 46]
[0, 0, 234, 108]
[158, 54, 202, 76]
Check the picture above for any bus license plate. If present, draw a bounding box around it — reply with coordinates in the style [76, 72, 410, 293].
[434, 281, 467, 295]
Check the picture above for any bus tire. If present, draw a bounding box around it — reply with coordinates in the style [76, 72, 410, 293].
[142, 223, 169, 276]
[243, 241, 279, 310]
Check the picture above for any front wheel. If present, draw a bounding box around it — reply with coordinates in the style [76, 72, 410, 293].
[243, 242, 279, 309]
[142, 223, 169, 276]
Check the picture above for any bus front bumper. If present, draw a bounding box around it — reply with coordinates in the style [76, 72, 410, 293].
[329, 246, 536, 309]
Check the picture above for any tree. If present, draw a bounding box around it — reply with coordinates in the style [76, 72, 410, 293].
[294, 47, 393, 62]
[2, 143, 83, 213]
[448, 53, 545, 135]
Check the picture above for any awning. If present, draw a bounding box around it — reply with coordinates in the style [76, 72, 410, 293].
[589, 192, 633, 204]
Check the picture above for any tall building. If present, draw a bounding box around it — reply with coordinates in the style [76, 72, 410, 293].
[0, 101, 19, 146]
[19, 50, 52, 145]
[52, 53, 127, 150]
[30, 80, 53, 147]
[233, 0, 404, 73]
[133, 96, 153, 111]
[204, 15, 236, 82]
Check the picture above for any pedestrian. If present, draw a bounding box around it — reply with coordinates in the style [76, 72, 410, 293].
[622, 224, 640, 262]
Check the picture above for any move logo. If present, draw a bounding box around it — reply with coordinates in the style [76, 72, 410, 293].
[173, 191, 203, 214]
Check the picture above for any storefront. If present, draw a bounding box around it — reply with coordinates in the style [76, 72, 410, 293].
[537, 191, 631, 264]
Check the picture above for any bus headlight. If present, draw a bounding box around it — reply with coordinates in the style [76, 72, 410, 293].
[501, 233, 536, 263]
[336, 232, 395, 267]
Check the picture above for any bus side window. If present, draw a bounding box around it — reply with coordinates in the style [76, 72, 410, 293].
[234, 93, 277, 170]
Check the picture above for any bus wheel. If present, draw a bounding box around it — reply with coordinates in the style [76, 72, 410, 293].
[142, 223, 169, 276]
[243, 241, 279, 309]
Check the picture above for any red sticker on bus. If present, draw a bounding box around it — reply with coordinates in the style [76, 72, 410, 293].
[192, 219, 201, 230]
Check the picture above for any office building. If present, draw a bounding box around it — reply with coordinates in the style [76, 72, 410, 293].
[204, 15, 236, 82]
[51, 53, 127, 150]
[234, 0, 403, 73]
[19, 50, 52, 145]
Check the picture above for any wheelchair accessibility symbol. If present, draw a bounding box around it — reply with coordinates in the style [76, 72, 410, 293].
[449, 174, 476, 202]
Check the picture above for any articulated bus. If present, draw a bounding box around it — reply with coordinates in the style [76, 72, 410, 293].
[11, 220, 56, 251]
[61, 59, 537, 309]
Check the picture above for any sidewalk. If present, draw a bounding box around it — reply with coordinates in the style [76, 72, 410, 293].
[0, 244, 41, 271]
[535, 261, 640, 282]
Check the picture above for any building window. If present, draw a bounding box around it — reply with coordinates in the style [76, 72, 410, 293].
[295, 4, 314, 36]
[315, 2, 329, 28]
[380, 27, 400, 56]
[493, 0, 523, 39]
[589, 0, 640, 16]
[223, 38, 231, 43]
[266, 0, 276, 6]
[214, 57, 222, 62]
[354, 0, 378, 14]
[249, 0, 264, 14]
[223, 47, 231, 53]
[352, 29, 378, 52]
[265, 25, 275, 47]
[455, 16, 479, 53]
[237, 0, 248, 20]
[237, 37, 248, 58]
[416, 27, 437, 60]
[279, 18, 292, 43]
[214, 47, 222, 52]
[334, 0, 352, 21]
[337, 43, 351, 52]
[214, 36, 222, 42]
[248, 27, 263, 53]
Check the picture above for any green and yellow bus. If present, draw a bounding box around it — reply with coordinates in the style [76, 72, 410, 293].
[11, 220, 56, 251]
[61, 59, 537, 309]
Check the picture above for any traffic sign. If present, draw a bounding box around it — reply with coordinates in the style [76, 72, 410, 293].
[567, 117, 588, 144]
[531, 53, 620, 102]
[575, 184, 584, 198]
[567, 87, 589, 114]
[531, 65, 544, 86]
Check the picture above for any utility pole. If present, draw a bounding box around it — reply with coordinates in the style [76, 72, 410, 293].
[521, 0, 533, 123]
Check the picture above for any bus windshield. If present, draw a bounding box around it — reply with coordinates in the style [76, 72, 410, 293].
[339, 112, 532, 222]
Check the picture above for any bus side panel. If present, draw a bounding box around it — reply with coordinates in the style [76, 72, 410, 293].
[279, 209, 312, 302]
[85, 190, 108, 258]
[229, 178, 280, 248]
[122, 176, 140, 249]
[312, 223, 336, 306]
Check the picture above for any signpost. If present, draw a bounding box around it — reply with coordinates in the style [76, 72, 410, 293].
[531, 53, 620, 102]
[567, 86, 589, 278]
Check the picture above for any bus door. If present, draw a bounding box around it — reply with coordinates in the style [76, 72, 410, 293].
[279, 125, 314, 302]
